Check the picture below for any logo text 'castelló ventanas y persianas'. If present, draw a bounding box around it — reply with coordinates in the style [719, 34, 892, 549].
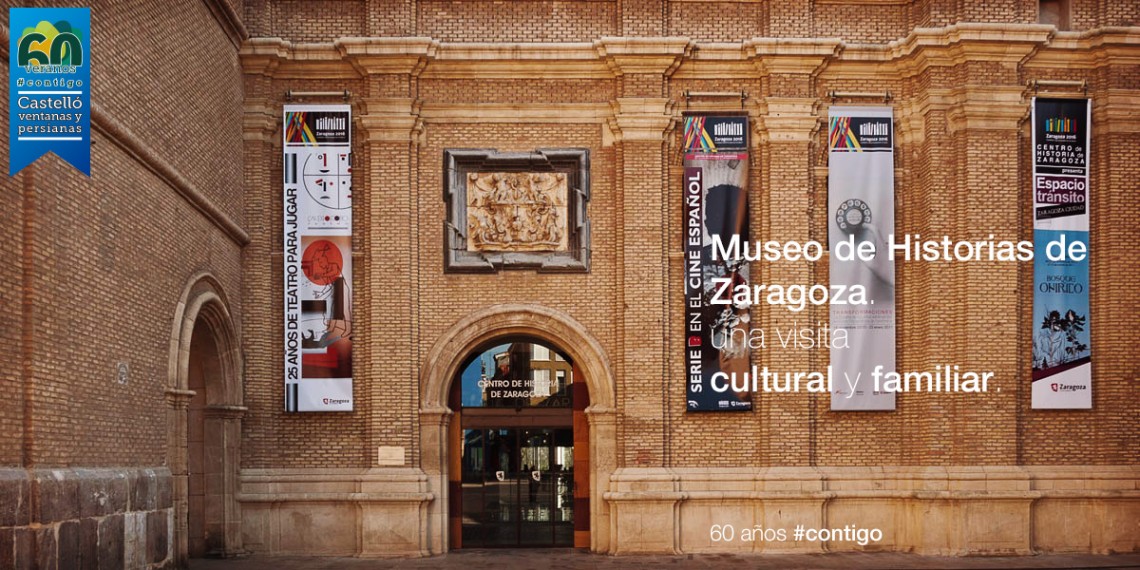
[8, 8, 91, 176]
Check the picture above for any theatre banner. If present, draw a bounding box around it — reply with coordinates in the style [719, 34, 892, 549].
[283, 105, 354, 412]
[683, 115, 752, 411]
[1031, 98, 1091, 409]
[828, 107, 896, 411]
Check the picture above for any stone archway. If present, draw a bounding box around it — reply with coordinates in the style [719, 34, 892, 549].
[165, 273, 245, 563]
[419, 304, 617, 554]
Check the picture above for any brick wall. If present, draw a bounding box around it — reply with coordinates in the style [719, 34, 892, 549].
[417, 78, 617, 104]
[668, 1, 767, 42]
[272, 0, 366, 43]
[0, 80, 24, 466]
[238, 1, 1140, 475]
[0, 0, 245, 470]
[419, 1, 617, 42]
[257, 0, 1139, 43]
[1, 0, 245, 566]
[814, 3, 910, 43]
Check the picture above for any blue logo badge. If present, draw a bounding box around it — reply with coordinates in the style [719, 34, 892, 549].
[9, 7, 91, 175]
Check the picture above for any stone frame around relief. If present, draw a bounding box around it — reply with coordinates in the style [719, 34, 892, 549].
[444, 148, 590, 272]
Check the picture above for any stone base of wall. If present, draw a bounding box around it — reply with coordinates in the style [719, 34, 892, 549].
[604, 466, 1140, 556]
[237, 465, 1137, 558]
[238, 468, 434, 557]
[0, 467, 173, 569]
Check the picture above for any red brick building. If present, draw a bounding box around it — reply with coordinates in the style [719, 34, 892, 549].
[1, 0, 1138, 567]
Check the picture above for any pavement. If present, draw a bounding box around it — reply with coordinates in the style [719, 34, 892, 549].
[189, 550, 1140, 569]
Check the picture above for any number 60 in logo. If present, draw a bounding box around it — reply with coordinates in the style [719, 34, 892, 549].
[17, 20, 84, 66]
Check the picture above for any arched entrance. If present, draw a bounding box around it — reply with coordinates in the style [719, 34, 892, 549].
[165, 273, 245, 563]
[448, 339, 583, 548]
[420, 304, 617, 554]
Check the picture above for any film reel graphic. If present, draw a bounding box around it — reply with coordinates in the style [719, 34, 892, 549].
[836, 198, 872, 234]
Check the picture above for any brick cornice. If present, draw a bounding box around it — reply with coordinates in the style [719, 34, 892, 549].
[838, 23, 1055, 80]
[609, 98, 675, 142]
[358, 98, 424, 143]
[419, 102, 612, 124]
[672, 43, 758, 79]
[744, 38, 842, 76]
[1025, 26, 1140, 69]
[335, 37, 438, 76]
[594, 37, 693, 77]
[425, 43, 611, 79]
[239, 25, 1140, 84]
[941, 85, 1028, 133]
[241, 37, 360, 78]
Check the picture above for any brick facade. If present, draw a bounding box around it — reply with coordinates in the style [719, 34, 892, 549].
[2, 0, 1138, 566]
[1, 0, 246, 566]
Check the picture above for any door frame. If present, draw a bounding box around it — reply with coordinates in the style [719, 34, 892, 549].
[165, 273, 245, 563]
[420, 304, 617, 554]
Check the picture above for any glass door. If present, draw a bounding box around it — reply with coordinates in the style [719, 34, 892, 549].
[461, 427, 574, 547]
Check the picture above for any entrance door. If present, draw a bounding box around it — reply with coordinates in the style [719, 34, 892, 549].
[461, 427, 574, 547]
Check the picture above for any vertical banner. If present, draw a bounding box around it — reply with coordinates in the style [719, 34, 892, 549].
[1031, 98, 1091, 409]
[828, 107, 896, 411]
[9, 7, 91, 175]
[683, 115, 752, 411]
[283, 105, 354, 412]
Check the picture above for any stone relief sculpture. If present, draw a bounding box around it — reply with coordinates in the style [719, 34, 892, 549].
[444, 148, 589, 272]
[466, 172, 569, 252]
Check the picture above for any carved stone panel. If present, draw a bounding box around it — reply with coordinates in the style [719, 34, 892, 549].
[466, 172, 569, 253]
[444, 149, 590, 272]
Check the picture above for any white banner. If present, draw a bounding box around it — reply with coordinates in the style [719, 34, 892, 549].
[283, 105, 354, 412]
[1031, 97, 1092, 409]
[828, 107, 896, 411]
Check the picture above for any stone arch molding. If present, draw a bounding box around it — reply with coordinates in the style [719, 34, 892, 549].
[165, 271, 245, 562]
[418, 303, 618, 554]
[420, 303, 615, 412]
[168, 271, 241, 403]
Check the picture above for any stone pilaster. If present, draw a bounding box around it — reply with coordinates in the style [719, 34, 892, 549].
[921, 30, 1046, 465]
[202, 405, 247, 558]
[610, 97, 674, 468]
[164, 388, 195, 567]
[749, 41, 837, 471]
[417, 407, 451, 555]
[946, 84, 1027, 465]
[585, 405, 618, 553]
[348, 39, 434, 473]
[358, 94, 424, 473]
[757, 97, 823, 473]
[600, 38, 688, 469]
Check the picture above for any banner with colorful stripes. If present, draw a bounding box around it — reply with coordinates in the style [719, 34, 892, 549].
[828, 106, 896, 411]
[283, 105, 355, 412]
[1031, 97, 1092, 409]
[682, 114, 752, 412]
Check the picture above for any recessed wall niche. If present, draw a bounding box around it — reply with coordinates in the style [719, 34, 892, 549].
[444, 148, 590, 272]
